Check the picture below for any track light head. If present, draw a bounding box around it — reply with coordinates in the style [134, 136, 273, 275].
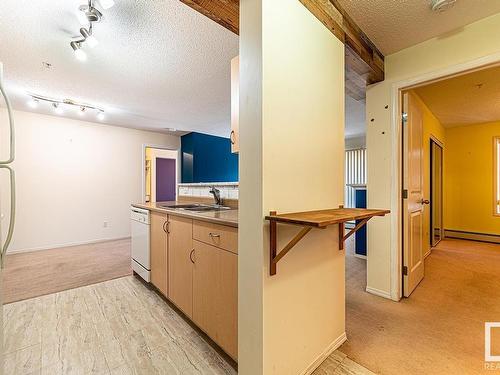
[70, 41, 87, 61]
[78, 4, 103, 23]
[80, 28, 99, 48]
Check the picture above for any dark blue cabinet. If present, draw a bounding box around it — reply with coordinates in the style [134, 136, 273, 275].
[181, 132, 239, 183]
[355, 188, 367, 257]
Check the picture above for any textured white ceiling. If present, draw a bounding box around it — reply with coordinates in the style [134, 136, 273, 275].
[0, 0, 239, 136]
[336, 0, 500, 55]
[413, 64, 500, 127]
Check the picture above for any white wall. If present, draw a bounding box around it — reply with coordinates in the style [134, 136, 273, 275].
[366, 13, 500, 299]
[0, 109, 179, 253]
[239, 0, 345, 373]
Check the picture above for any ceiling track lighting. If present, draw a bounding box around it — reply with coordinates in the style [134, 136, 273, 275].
[71, 0, 114, 60]
[26, 93, 107, 121]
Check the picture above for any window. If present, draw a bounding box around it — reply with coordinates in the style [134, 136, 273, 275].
[345, 148, 366, 208]
[495, 137, 500, 215]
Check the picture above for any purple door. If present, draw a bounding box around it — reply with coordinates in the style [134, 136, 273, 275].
[156, 158, 176, 202]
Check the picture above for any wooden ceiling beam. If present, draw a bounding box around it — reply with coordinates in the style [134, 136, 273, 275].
[180, 0, 239, 35]
[179, 0, 384, 99]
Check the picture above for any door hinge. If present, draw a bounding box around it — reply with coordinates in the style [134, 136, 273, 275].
[403, 266, 408, 276]
[402, 189, 408, 199]
[402, 112, 408, 123]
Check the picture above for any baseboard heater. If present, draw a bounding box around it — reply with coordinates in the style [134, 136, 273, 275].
[444, 229, 500, 244]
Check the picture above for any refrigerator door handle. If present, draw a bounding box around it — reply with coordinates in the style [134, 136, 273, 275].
[0, 165, 15, 267]
[0, 73, 15, 165]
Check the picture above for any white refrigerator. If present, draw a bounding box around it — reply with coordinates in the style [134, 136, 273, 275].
[0, 61, 16, 372]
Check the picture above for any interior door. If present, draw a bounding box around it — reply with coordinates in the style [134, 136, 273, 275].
[403, 92, 425, 297]
[155, 157, 176, 202]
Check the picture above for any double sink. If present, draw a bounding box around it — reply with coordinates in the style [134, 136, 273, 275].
[160, 203, 232, 212]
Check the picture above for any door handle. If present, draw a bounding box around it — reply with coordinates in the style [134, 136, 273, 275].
[162, 221, 170, 233]
[0, 75, 15, 165]
[420, 199, 430, 205]
[0, 165, 15, 268]
[189, 249, 195, 264]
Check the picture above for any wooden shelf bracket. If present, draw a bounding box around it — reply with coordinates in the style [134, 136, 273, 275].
[266, 207, 390, 276]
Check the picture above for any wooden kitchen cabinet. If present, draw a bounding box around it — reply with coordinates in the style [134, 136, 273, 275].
[150, 211, 168, 296]
[193, 240, 238, 360]
[230, 55, 239, 154]
[168, 215, 194, 318]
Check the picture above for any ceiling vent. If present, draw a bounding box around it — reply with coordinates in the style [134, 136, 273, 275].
[431, 0, 457, 12]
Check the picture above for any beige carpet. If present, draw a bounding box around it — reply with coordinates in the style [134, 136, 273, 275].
[341, 238, 500, 375]
[2, 238, 132, 304]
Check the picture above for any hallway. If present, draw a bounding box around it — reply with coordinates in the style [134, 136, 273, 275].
[342, 239, 500, 374]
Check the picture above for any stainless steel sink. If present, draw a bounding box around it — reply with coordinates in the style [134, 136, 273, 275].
[184, 205, 231, 212]
[159, 203, 231, 212]
[160, 203, 205, 209]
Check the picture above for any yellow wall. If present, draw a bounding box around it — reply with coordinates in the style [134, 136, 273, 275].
[366, 13, 500, 298]
[444, 121, 500, 235]
[239, 0, 345, 373]
[410, 92, 446, 256]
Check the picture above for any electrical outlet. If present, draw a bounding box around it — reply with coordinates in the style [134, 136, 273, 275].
[103, 221, 108, 228]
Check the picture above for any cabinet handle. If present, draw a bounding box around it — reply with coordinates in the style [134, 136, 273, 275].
[209, 232, 220, 238]
[163, 221, 170, 233]
[190, 249, 195, 264]
[230, 130, 235, 145]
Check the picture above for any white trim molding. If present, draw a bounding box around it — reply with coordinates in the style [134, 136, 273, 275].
[366, 286, 393, 300]
[6, 236, 131, 254]
[301, 332, 347, 375]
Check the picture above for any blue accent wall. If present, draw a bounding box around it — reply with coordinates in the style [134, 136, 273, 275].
[181, 132, 239, 183]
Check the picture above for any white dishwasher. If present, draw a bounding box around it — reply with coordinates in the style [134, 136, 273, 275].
[130, 207, 150, 282]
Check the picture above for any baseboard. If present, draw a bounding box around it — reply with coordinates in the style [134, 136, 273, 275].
[366, 286, 392, 300]
[424, 250, 432, 259]
[444, 229, 500, 244]
[7, 236, 131, 254]
[300, 332, 347, 375]
[353, 253, 367, 260]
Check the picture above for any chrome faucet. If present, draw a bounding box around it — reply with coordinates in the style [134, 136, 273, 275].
[209, 186, 222, 206]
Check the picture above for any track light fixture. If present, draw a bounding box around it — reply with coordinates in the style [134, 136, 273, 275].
[70, 41, 87, 61]
[71, 0, 113, 61]
[27, 93, 107, 121]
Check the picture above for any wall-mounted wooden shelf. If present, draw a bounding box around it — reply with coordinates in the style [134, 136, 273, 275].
[265, 207, 390, 275]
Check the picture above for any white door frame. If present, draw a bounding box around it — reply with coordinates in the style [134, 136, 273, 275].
[388, 52, 500, 301]
[141, 144, 181, 204]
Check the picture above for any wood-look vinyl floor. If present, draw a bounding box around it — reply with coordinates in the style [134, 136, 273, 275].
[341, 238, 500, 375]
[4, 276, 237, 374]
[2, 238, 132, 304]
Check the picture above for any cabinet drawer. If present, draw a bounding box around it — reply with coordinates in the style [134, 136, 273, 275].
[193, 220, 238, 254]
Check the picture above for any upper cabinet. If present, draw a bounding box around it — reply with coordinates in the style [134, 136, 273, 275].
[230, 56, 239, 154]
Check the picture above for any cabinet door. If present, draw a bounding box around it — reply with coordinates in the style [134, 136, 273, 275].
[230, 55, 239, 154]
[150, 211, 168, 296]
[192, 240, 218, 340]
[193, 240, 238, 360]
[168, 215, 193, 317]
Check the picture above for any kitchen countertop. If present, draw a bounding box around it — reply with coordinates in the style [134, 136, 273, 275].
[132, 201, 238, 228]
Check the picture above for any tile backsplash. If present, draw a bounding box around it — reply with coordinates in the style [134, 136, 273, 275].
[178, 182, 239, 200]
